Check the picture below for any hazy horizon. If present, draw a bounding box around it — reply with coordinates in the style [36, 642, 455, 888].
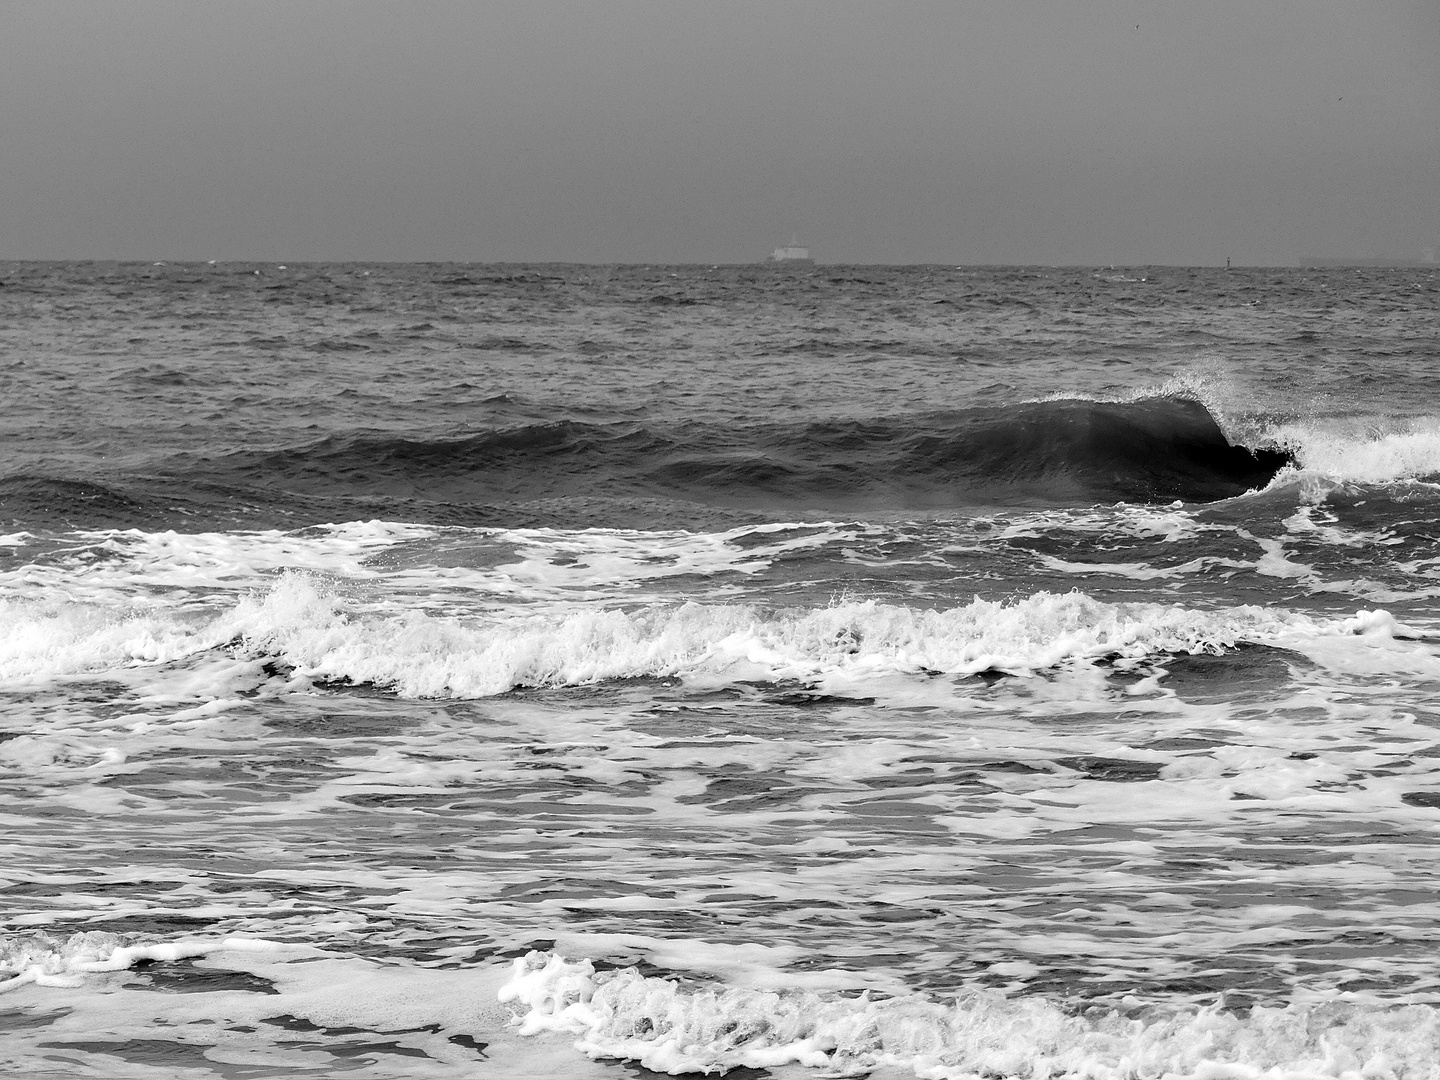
[3, 0, 1436, 265]
[8, 256, 1434, 269]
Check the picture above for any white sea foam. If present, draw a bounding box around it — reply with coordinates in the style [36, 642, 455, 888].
[0, 596, 210, 682]
[1033, 377, 1440, 491]
[3, 570, 1431, 699]
[0, 520, 859, 612]
[227, 577, 1247, 697]
[501, 951, 1440, 1079]
[171, 580, 1440, 699]
[0, 520, 436, 601]
[9, 931, 1440, 1080]
[0, 933, 536, 1076]
[1274, 420, 1440, 486]
[0, 931, 299, 992]
[990, 504, 1206, 544]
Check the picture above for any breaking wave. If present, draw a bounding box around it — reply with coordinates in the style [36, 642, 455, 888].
[24, 399, 1440, 531]
[11, 932, 1440, 1079]
[197, 396, 1291, 511]
[0, 573, 1409, 697]
[502, 951, 1440, 1079]
[1275, 421, 1440, 486]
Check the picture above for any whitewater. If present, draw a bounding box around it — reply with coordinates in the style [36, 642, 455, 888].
[2, 261, 1440, 1078]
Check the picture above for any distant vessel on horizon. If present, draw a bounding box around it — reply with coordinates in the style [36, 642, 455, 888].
[764, 236, 814, 265]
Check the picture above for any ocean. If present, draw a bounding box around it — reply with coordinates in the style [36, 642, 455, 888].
[2, 260, 1439, 1078]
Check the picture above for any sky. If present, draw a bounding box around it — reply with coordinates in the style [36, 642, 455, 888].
[2, 1, 1436, 265]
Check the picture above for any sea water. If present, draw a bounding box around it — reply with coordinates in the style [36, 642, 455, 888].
[2, 261, 1439, 1077]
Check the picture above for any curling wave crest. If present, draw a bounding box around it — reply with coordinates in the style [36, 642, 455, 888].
[159, 396, 1291, 518]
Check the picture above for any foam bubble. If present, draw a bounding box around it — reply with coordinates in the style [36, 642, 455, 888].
[0, 596, 211, 682]
[0, 521, 861, 614]
[5, 572, 1432, 699]
[0, 935, 537, 1076]
[1276, 420, 1440, 485]
[1, 930, 298, 992]
[214, 576, 1419, 698]
[501, 951, 1440, 1079]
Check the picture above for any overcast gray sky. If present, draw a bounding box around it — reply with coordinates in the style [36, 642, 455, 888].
[2, 1, 1436, 264]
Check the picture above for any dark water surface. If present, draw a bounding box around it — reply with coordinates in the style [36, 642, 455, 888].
[2, 262, 1440, 1077]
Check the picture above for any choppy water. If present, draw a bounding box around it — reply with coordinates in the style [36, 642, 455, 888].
[3, 261, 1440, 1078]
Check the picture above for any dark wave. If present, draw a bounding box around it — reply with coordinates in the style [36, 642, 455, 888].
[655, 397, 1291, 505]
[0, 476, 159, 525]
[906, 396, 1292, 503]
[1, 399, 1293, 531]
[204, 397, 1290, 509]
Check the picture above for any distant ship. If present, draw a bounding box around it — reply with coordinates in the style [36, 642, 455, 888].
[764, 237, 814, 265]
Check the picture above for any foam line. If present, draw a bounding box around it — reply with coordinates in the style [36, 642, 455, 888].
[4, 572, 1432, 697]
[500, 951, 1440, 1078]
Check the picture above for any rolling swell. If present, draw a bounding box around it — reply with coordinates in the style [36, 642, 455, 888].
[926, 395, 1292, 503]
[200, 396, 1289, 516]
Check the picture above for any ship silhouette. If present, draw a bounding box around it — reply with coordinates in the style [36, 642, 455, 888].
[764, 235, 814, 265]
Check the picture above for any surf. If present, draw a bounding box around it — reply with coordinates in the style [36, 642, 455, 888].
[4, 570, 1421, 700]
[502, 949, 1440, 1079]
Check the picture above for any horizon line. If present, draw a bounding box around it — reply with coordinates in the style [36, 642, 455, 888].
[6, 257, 1433, 269]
